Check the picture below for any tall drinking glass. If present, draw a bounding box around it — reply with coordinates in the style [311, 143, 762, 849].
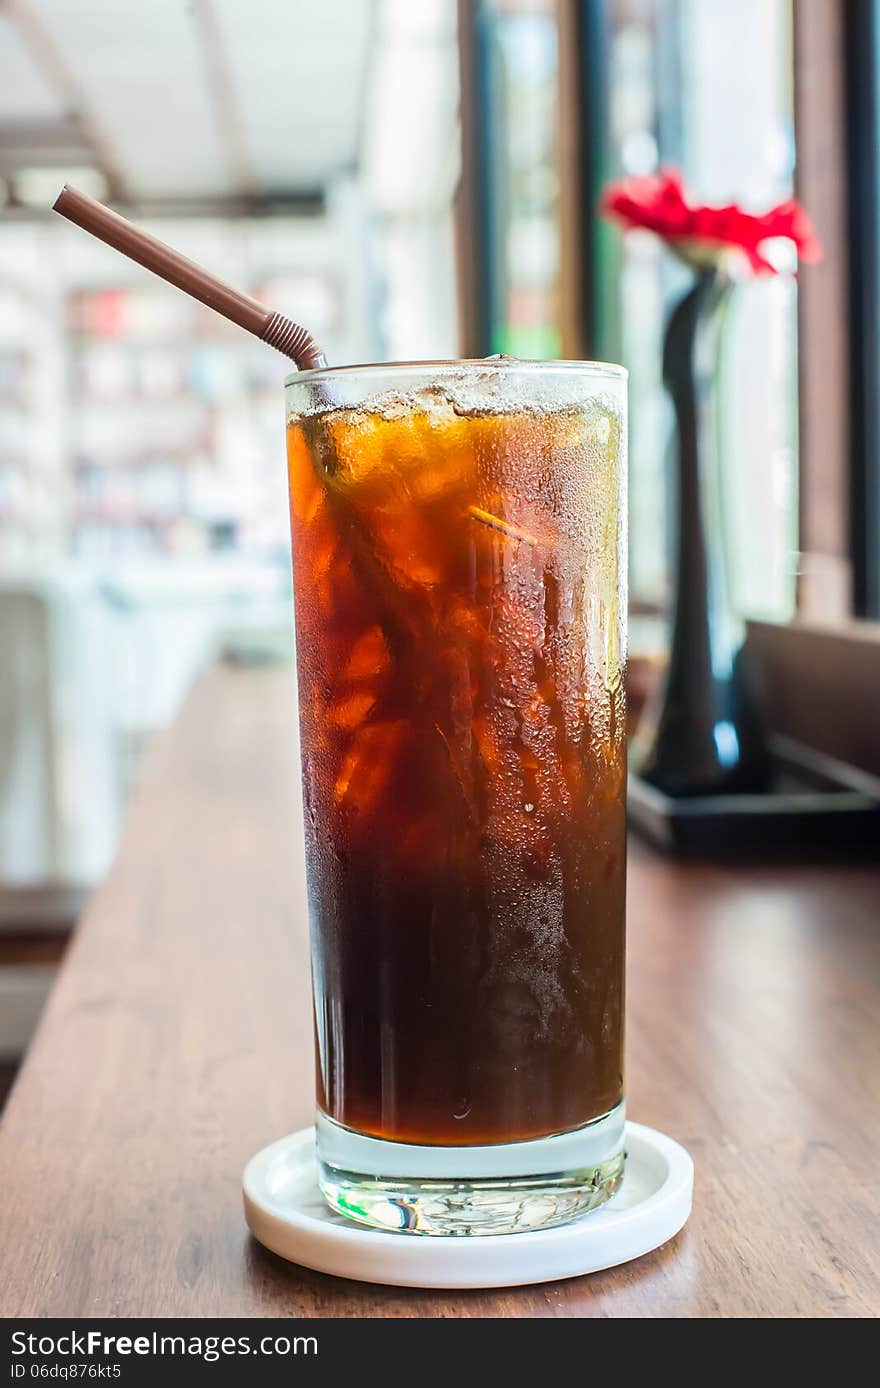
[285, 360, 627, 1235]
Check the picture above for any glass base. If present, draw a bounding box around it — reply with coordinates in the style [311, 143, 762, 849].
[316, 1102, 626, 1236]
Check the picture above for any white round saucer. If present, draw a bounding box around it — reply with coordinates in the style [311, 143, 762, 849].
[242, 1121, 693, 1290]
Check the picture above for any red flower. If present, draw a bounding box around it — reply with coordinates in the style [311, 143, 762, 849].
[601, 169, 822, 275]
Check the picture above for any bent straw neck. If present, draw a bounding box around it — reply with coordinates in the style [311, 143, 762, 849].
[52, 184, 327, 371]
[261, 313, 327, 369]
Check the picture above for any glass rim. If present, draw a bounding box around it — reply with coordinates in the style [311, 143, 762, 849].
[284, 356, 628, 388]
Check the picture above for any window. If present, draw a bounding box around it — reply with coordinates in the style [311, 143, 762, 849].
[473, 0, 564, 357]
[464, 0, 801, 631]
[595, 0, 799, 624]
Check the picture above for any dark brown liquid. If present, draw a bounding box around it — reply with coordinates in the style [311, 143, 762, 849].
[287, 391, 625, 1146]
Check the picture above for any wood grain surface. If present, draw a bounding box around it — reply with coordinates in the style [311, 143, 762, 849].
[0, 666, 877, 1318]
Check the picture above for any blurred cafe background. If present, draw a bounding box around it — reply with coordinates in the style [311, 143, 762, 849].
[0, 0, 878, 1101]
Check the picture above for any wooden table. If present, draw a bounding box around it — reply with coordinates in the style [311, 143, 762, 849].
[0, 666, 877, 1319]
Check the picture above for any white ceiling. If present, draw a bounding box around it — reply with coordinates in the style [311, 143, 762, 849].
[0, 0, 375, 205]
[0, 13, 59, 122]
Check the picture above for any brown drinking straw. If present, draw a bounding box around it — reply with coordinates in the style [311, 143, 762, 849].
[53, 184, 327, 370]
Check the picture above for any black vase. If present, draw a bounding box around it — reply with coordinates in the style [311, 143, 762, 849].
[634, 266, 769, 797]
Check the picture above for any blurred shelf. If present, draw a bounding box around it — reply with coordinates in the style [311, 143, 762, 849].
[70, 393, 220, 407]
